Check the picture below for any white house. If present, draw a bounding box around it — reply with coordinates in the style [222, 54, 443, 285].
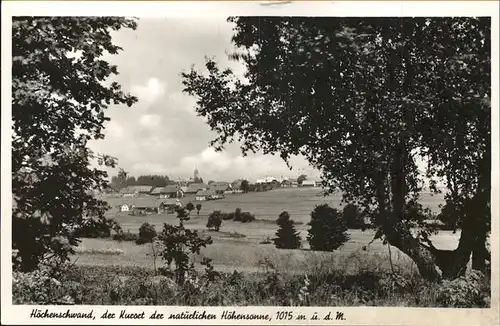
[119, 204, 129, 212]
[301, 180, 317, 187]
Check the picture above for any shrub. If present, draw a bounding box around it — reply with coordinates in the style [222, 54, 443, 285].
[241, 212, 256, 223]
[207, 211, 223, 231]
[160, 208, 213, 285]
[77, 225, 111, 239]
[12, 264, 80, 305]
[113, 231, 139, 242]
[342, 204, 366, 230]
[221, 212, 235, 220]
[234, 208, 242, 221]
[135, 222, 157, 245]
[186, 202, 195, 216]
[273, 211, 301, 249]
[196, 203, 202, 216]
[436, 270, 490, 307]
[307, 204, 349, 251]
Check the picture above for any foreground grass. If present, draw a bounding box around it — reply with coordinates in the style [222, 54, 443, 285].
[15, 262, 489, 307]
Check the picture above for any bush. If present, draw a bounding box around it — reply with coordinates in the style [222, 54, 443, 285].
[436, 270, 490, 307]
[207, 211, 223, 231]
[241, 212, 256, 223]
[12, 264, 80, 305]
[307, 204, 349, 251]
[136, 222, 157, 245]
[113, 231, 139, 242]
[234, 208, 242, 221]
[78, 225, 111, 239]
[342, 204, 366, 230]
[186, 202, 195, 215]
[273, 211, 301, 249]
[221, 212, 235, 220]
[160, 208, 213, 285]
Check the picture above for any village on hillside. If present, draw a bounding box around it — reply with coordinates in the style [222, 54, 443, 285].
[109, 167, 323, 216]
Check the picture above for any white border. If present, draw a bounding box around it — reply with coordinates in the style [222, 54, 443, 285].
[1, 1, 499, 325]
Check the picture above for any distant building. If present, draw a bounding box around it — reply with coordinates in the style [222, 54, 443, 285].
[119, 204, 129, 212]
[185, 183, 209, 194]
[256, 176, 278, 184]
[151, 185, 184, 198]
[209, 182, 232, 195]
[194, 166, 200, 181]
[160, 199, 183, 211]
[195, 189, 217, 201]
[231, 179, 244, 191]
[130, 205, 157, 215]
[301, 180, 317, 187]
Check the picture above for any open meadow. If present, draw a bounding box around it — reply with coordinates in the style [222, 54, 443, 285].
[74, 188, 457, 274]
[67, 188, 479, 307]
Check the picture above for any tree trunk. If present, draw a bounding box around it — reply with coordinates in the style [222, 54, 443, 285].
[384, 225, 443, 281]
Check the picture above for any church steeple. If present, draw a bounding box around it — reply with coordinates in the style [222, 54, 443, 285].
[194, 165, 199, 181]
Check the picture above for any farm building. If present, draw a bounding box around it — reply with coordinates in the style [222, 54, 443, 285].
[301, 180, 318, 187]
[231, 179, 244, 190]
[195, 189, 218, 201]
[209, 182, 232, 195]
[255, 176, 278, 184]
[119, 204, 130, 212]
[184, 183, 209, 194]
[159, 199, 183, 213]
[151, 185, 184, 198]
[120, 185, 153, 197]
[130, 205, 157, 215]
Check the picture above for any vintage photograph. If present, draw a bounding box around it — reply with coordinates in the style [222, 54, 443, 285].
[10, 14, 492, 309]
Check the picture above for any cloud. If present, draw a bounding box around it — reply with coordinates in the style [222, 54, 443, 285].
[89, 18, 322, 182]
[104, 120, 124, 138]
[130, 77, 165, 106]
[139, 114, 162, 127]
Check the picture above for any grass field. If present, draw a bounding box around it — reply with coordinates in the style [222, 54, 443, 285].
[72, 188, 454, 274]
[102, 187, 446, 230]
[45, 188, 489, 307]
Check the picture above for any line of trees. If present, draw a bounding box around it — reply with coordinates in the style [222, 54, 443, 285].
[109, 169, 177, 190]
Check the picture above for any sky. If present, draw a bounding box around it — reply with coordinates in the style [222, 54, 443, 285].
[88, 17, 441, 187]
[89, 17, 323, 183]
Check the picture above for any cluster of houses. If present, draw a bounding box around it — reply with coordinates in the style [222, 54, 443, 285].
[119, 198, 184, 214]
[117, 176, 322, 202]
[255, 177, 321, 188]
[119, 180, 244, 201]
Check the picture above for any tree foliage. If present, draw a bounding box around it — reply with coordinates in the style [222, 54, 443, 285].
[273, 211, 301, 249]
[186, 202, 195, 215]
[136, 222, 157, 245]
[160, 208, 212, 285]
[207, 211, 223, 231]
[12, 17, 138, 272]
[181, 17, 490, 281]
[240, 180, 250, 193]
[297, 174, 307, 185]
[111, 174, 175, 189]
[342, 204, 366, 230]
[308, 204, 349, 251]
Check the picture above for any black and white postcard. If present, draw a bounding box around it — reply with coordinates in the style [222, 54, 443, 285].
[1, 1, 499, 325]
